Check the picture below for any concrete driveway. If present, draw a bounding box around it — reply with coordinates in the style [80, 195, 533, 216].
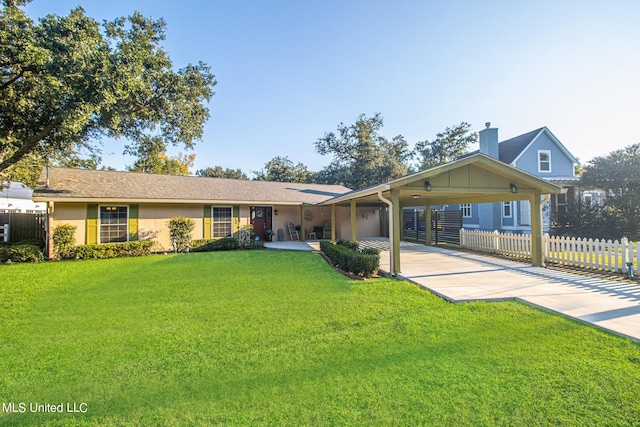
[360, 238, 640, 342]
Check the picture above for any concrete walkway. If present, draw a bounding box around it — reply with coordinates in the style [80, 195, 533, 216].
[265, 238, 640, 341]
[264, 241, 320, 251]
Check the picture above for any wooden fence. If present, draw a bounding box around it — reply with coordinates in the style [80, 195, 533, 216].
[0, 213, 46, 244]
[459, 229, 639, 275]
[402, 209, 462, 244]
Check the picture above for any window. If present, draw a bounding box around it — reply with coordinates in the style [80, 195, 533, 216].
[460, 204, 472, 218]
[212, 207, 233, 238]
[583, 191, 603, 206]
[519, 201, 531, 226]
[502, 201, 512, 218]
[538, 150, 551, 172]
[100, 206, 128, 243]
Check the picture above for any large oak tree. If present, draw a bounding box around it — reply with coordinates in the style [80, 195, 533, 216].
[253, 155, 315, 183]
[196, 166, 248, 180]
[414, 122, 477, 170]
[0, 1, 215, 185]
[315, 113, 412, 189]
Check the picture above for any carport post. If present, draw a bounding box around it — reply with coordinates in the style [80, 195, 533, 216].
[391, 189, 401, 273]
[530, 193, 544, 267]
[300, 206, 306, 241]
[425, 205, 432, 246]
[331, 204, 336, 242]
[350, 200, 357, 242]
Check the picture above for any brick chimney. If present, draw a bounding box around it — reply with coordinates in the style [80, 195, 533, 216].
[479, 122, 499, 159]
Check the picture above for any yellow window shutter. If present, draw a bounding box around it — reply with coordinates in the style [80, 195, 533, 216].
[233, 206, 240, 238]
[86, 204, 98, 245]
[129, 204, 139, 241]
[203, 205, 212, 239]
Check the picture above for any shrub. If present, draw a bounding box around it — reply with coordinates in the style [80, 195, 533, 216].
[168, 217, 196, 252]
[192, 237, 265, 252]
[74, 241, 154, 260]
[191, 238, 217, 252]
[320, 241, 379, 278]
[212, 237, 240, 251]
[336, 238, 359, 251]
[0, 244, 44, 263]
[238, 225, 253, 247]
[241, 240, 265, 250]
[52, 224, 77, 260]
[16, 238, 45, 249]
[360, 247, 381, 256]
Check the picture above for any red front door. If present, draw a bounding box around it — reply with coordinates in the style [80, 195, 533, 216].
[250, 206, 272, 241]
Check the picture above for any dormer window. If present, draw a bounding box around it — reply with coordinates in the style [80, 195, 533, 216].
[538, 150, 551, 173]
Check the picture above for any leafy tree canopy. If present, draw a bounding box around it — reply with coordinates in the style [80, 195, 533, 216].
[414, 122, 477, 170]
[581, 143, 640, 240]
[0, 2, 215, 185]
[126, 137, 194, 176]
[196, 166, 248, 180]
[314, 113, 412, 189]
[253, 156, 315, 183]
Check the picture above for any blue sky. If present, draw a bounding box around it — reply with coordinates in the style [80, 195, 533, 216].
[25, 0, 640, 174]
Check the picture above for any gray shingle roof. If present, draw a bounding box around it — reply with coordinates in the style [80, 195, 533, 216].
[33, 167, 352, 205]
[497, 127, 545, 164]
[459, 127, 545, 163]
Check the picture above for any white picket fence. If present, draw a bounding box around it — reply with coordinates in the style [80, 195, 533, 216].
[0, 223, 8, 243]
[459, 229, 639, 275]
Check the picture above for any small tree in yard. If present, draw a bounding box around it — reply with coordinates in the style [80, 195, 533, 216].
[52, 224, 77, 260]
[168, 217, 195, 253]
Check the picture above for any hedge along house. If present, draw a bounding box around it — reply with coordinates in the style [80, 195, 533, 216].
[32, 167, 382, 257]
[319, 153, 562, 275]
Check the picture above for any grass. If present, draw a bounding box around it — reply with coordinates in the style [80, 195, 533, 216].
[1, 251, 640, 426]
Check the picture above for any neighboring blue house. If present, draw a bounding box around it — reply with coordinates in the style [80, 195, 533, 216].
[444, 123, 580, 233]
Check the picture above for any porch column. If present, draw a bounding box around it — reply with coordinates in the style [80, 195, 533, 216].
[331, 204, 336, 242]
[300, 206, 306, 241]
[530, 194, 544, 267]
[350, 200, 357, 242]
[391, 189, 401, 273]
[46, 201, 54, 259]
[425, 205, 432, 246]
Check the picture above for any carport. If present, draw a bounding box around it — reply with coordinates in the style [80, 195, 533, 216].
[319, 154, 561, 275]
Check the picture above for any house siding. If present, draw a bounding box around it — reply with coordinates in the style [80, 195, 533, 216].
[459, 204, 480, 227]
[47, 200, 384, 254]
[138, 204, 204, 251]
[52, 203, 87, 246]
[513, 132, 575, 178]
[502, 203, 515, 227]
[337, 206, 381, 239]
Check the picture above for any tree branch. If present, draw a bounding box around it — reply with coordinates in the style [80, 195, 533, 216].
[0, 114, 66, 172]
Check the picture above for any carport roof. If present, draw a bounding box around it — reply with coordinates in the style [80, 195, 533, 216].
[320, 153, 562, 206]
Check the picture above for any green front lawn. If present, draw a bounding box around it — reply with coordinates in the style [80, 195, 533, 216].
[1, 251, 639, 426]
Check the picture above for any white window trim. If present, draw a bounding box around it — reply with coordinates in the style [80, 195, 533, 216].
[538, 150, 552, 173]
[212, 205, 234, 238]
[460, 204, 472, 218]
[98, 205, 129, 244]
[502, 201, 512, 218]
